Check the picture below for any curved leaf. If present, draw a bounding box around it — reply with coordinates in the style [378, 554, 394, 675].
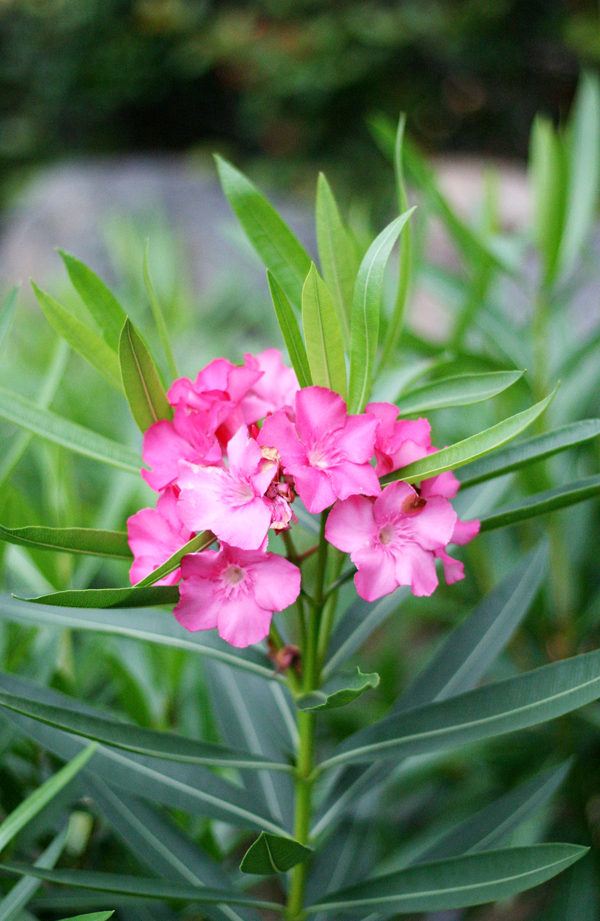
[215, 155, 311, 310]
[302, 264, 347, 399]
[348, 210, 414, 413]
[479, 474, 600, 532]
[118, 319, 172, 433]
[306, 845, 586, 914]
[0, 386, 141, 473]
[395, 370, 524, 415]
[0, 525, 132, 559]
[31, 282, 122, 392]
[297, 668, 379, 712]
[383, 387, 556, 486]
[267, 271, 311, 388]
[322, 647, 600, 769]
[16, 585, 180, 610]
[59, 251, 127, 351]
[458, 419, 600, 487]
[315, 173, 357, 347]
[240, 832, 312, 875]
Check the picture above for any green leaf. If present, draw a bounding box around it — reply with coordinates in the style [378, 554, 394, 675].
[0, 865, 281, 911]
[0, 525, 132, 559]
[297, 668, 379, 712]
[394, 370, 524, 415]
[306, 845, 586, 914]
[31, 282, 123, 392]
[118, 318, 172, 433]
[322, 647, 600, 769]
[0, 744, 97, 852]
[240, 832, 312, 875]
[16, 585, 180, 610]
[315, 172, 358, 347]
[59, 251, 127, 351]
[529, 115, 566, 285]
[323, 591, 410, 680]
[143, 240, 179, 381]
[479, 474, 600, 532]
[0, 286, 18, 355]
[215, 155, 311, 310]
[383, 387, 556, 486]
[457, 419, 600, 487]
[0, 686, 291, 772]
[135, 531, 215, 587]
[348, 210, 415, 413]
[0, 595, 275, 679]
[302, 264, 347, 400]
[0, 385, 141, 473]
[0, 827, 68, 921]
[556, 72, 600, 281]
[57, 914, 114, 921]
[267, 271, 311, 389]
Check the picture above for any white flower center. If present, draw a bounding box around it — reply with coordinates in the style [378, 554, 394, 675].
[308, 444, 330, 469]
[223, 564, 245, 586]
[378, 524, 395, 546]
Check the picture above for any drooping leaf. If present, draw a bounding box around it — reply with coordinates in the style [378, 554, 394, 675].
[240, 832, 312, 875]
[479, 474, 600, 532]
[0, 595, 275, 679]
[0, 386, 141, 473]
[0, 525, 132, 559]
[322, 647, 600, 769]
[458, 419, 600, 488]
[0, 826, 68, 921]
[16, 585, 180, 610]
[383, 387, 556, 486]
[59, 251, 127, 351]
[315, 173, 358, 347]
[0, 685, 291, 771]
[118, 319, 172, 433]
[0, 744, 97, 852]
[143, 240, 179, 380]
[394, 370, 524, 415]
[267, 271, 311, 388]
[0, 865, 281, 910]
[215, 155, 311, 310]
[135, 531, 215, 587]
[302, 263, 347, 399]
[297, 668, 380, 712]
[31, 283, 123, 392]
[348, 210, 415, 413]
[306, 845, 586, 914]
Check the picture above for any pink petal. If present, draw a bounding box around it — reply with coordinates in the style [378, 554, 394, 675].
[451, 517, 480, 545]
[421, 470, 460, 499]
[372, 481, 418, 523]
[291, 465, 337, 513]
[141, 421, 192, 492]
[325, 495, 376, 553]
[328, 460, 381, 501]
[365, 401, 399, 433]
[128, 489, 191, 585]
[436, 548, 465, 584]
[335, 413, 378, 464]
[393, 542, 439, 596]
[251, 554, 302, 612]
[174, 577, 220, 632]
[259, 410, 307, 468]
[401, 495, 457, 551]
[352, 545, 399, 601]
[295, 387, 347, 447]
[217, 594, 273, 647]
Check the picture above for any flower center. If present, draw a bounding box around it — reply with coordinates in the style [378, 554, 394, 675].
[223, 564, 245, 586]
[225, 479, 255, 506]
[308, 443, 331, 469]
[378, 524, 395, 546]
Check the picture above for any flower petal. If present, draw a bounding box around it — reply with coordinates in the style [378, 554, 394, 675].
[251, 554, 302, 612]
[295, 386, 347, 446]
[325, 495, 376, 553]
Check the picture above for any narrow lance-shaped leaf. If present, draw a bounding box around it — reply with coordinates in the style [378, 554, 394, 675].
[143, 240, 179, 380]
[0, 826, 68, 921]
[267, 271, 311, 388]
[0, 385, 141, 473]
[395, 370, 524, 416]
[321, 646, 600, 769]
[348, 209, 415, 413]
[59, 250, 127, 351]
[457, 419, 600, 488]
[306, 845, 586, 914]
[56, 914, 114, 921]
[315, 172, 358, 348]
[31, 282, 123, 392]
[0, 687, 292, 772]
[0, 525, 132, 559]
[118, 318, 172, 433]
[297, 668, 380, 712]
[0, 744, 97, 852]
[529, 115, 566, 286]
[15, 584, 180, 610]
[240, 833, 312, 875]
[215, 155, 311, 310]
[136, 531, 216, 586]
[479, 474, 600, 532]
[302, 264, 347, 399]
[383, 387, 556, 486]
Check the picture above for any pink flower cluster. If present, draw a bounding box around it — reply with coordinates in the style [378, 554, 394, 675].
[128, 350, 479, 647]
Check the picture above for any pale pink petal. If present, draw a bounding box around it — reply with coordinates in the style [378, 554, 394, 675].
[451, 517, 480, 545]
[259, 410, 307, 468]
[325, 495, 377, 553]
[402, 495, 457, 551]
[371, 481, 418, 524]
[174, 577, 220, 632]
[352, 545, 399, 601]
[251, 555, 301, 612]
[335, 413, 378, 464]
[217, 595, 273, 648]
[436, 548, 465, 584]
[365, 402, 399, 432]
[291, 465, 337, 513]
[393, 542, 439, 596]
[328, 460, 381, 501]
[295, 387, 347, 446]
[421, 470, 460, 499]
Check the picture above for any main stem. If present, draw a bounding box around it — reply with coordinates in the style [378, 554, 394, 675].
[287, 513, 329, 920]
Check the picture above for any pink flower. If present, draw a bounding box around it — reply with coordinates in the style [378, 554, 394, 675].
[174, 543, 301, 647]
[325, 481, 457, 600]
[127, 487, 193, 585]
[421, 472, 480, 583]
[177, 426, 288, 550]
[259, 386, 380, 514]
[366, 402, 431, 477]
[141, 403, 222, 492]
[240, 349, 300, 423]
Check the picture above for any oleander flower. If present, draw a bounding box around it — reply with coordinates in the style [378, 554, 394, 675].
[141, 403, 222, 492]
[174, 542, 301, 647]
[127, 486, 193, 585]
[259, 386, 380, 514]
[240, 348, 300, 423]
